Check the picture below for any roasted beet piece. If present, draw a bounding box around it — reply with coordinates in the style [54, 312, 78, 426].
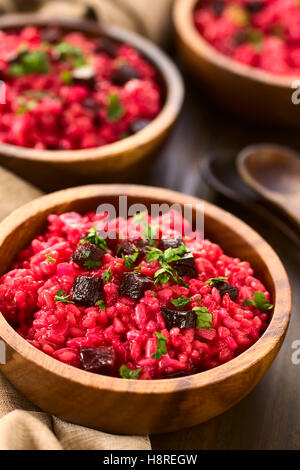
[161, 307, 197, 330]
[211, 281, 239, 301]
[72, 241, 104, 267]
[95, 38, 119, 57]
[111, 64, 141, 86]
[130, 119, 151, 135]
[72, 66, 96, 89]
[172, 252, 197, 278]
[212, 0, 225, 17]
[79, 347, 116, 375]
[246, 1, 263, 13]
[42, 25, 62, 43]
[117, 239, 146, 263]
[72, 276, 102, 306]
[119, 272, 153, 300]
[159, 237, 183, 251]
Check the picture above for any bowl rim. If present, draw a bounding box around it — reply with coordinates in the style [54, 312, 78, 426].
[173, 0, 298, 88]
[0, 184, 292, 394]
[0, 14, 184, 162]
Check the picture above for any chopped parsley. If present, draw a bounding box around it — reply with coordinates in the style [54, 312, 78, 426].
[192, 306, 213, 330]
[152, 332, 168, 360]
[122, 246, 139, 270]
[120, 365, 141, 380]
[45, 253, 56, 263]
[9, 50, 49, 76]
[84, 260, 102, 269]
[205, 277, 228, 284]
[61, 69, 73, 85]
[54, 289, 74, 304]
[146, 245, 188, 287]
[107, 93, 124, 122]
[55, 42, 85, 62]
[244, 291, 273, 311]
[95, 300, 106, 311]
[80, 227, 108, 251]
[171, 296, 191, 308]
[133, 212, 158, 245]
[101, 266, 112, 283]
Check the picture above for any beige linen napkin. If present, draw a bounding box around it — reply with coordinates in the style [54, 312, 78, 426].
[0, 0, 174, 46]
[0, 167, 151, 450]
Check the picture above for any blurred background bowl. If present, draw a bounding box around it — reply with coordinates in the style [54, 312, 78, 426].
[0, 14, 184, 191]
[173, 0, 300, 128]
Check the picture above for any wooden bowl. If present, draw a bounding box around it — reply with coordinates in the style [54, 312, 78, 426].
[0, 185, 291, 435]
[173, 0, 299, 127]
[0, 15, 184, 191]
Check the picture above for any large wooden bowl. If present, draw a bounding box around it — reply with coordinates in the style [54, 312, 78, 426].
[173, 0, 299, 127]
[0, 15, 184, 191]
[0, 185, 291, 435]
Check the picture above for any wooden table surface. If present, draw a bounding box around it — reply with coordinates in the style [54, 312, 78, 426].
[149, 70, 300, 450]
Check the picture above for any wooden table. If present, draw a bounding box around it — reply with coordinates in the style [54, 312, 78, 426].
[150, 72, 300, 450]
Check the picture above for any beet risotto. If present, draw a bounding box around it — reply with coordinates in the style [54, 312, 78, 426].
[0, 210, 273, 380]
[194, 0, 300, 75]
[0, 25, 162, 150]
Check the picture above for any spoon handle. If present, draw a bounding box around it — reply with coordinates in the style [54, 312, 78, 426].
[280, 198, 300, 228]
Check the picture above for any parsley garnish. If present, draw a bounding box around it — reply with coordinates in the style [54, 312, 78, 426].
[81, 227, 108, 251]
[192, 306, 213, 330]
[9, 50, 49, 76]
[205, 277, 228, 284]
[54, 290, 74, 304]
[55, 42, 84, 61]
[120, 365, 141, 380]
[152, 332, 168, 360]
[101, 266, 112, 283]
[171, 296, 191, 308]
[244, 291, 273, 310]
[84, 260, 102, 269]
[122, 246, 139, 270]
[45, 253, 56, 263]
[133, 212, 158, 245]
[107, 93, 124, 122]
[61, 69, 73, 85]
[95, 300, 106, 311]
[146, 245, 188, 287]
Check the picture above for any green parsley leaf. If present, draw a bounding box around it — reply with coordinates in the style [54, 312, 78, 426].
[171, 296, 191, 308]
[147, 245, 189, 288]
[55, 42, 84, 60]
[244, 291, 273, 310]
[122, 246, 139, 270]
[150, 291, 155, 296]
[61, 69, 73, 85]
[45, 253, 56, 263]
[163, 244, 187, 263]
[95, 300, 106, 311]
[120, 365, 141, 380]
[81, 227, 108, 251]
[145, 247, 162, 263]
[193, 306, 213, 330]
[107, 93, 124, 122]
[152, 332, 168, 360]
[101, 266, 112, 283]
[9, 50, 49, 76]
[54, 290, 74, 304]
[133, 212, 158, 245]
[205, 277, 228, 284]
[83, 260, 102, 269]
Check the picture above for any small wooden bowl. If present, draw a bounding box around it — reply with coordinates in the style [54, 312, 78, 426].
[0, 185, 291, 435]
[0, 15, 184, 191]
[173, 0, 299, 127]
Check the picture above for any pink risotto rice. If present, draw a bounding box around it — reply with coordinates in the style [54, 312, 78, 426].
[0, 25, 162, 150]
[0, 210, 272, 380]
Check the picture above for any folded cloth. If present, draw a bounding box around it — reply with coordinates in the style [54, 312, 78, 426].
[0, 0, 174, 46]
[0, 167, 151, 450]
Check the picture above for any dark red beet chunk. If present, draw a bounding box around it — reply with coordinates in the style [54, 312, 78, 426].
[72, 66, 96, 89]
[211, 281, 239, 301]
[159, 237, 183, 251]
[246, 1, 263, 13]
[111, 64, 141, 86]
[95, 38, 119, 57]
[72, 276, 102, 306]
[42, 25, 62, 43]
[72, 241, 104, 267]
[79, 347, 116, 375]
[117, 239, 146, 262]
[172, 252, 197, 278]
[119, 272, 153, 300]
[130, 119, 151, 135]
[161, 307, 197, 330]
[212, 0, 225, 17]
